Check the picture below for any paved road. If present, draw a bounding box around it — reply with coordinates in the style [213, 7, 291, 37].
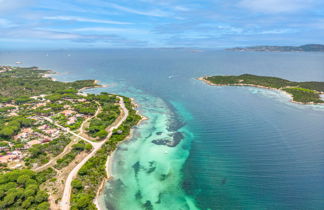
[60, 97, 128, 210]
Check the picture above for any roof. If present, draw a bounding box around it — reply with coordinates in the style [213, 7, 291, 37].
[27, 140, 41, 146]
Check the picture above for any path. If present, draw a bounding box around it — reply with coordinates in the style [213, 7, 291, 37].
[34, 103, 101, 172]
[79, 101, 102, 141]
[60, 96, 128, 210]
[34, 137, 77, 172]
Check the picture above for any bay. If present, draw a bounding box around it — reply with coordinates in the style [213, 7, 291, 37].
[1, 49, 324, 209]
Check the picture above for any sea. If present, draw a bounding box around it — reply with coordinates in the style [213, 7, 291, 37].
[1, 49, 324, 210]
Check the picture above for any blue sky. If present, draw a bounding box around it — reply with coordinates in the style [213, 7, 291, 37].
[1, 0, 324, 49]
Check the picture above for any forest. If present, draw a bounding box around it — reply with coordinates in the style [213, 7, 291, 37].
[0, 66, 97, 99]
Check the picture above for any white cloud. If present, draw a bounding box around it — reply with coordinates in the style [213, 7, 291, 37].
[72, 27, 149, 35]
[259, 29, 297, 34]
[2, 28, 81, 40]
[173, 6, 191, 12]
[75, 0, 170, 17]
[238, 0, 314, 13]
[108, 3, 169, 17]
[0, 26, 148, 47]
[43, 16, 131, 25]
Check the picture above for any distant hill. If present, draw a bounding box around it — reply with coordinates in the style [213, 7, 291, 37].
[228, 44, 324, 52]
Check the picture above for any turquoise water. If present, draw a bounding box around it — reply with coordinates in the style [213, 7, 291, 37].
[1, 49, 324, 209]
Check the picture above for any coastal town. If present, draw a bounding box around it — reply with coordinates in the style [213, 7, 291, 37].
[0, 66, 142, 209]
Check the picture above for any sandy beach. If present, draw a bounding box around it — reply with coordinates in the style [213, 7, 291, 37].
[94, 98, 148, 210]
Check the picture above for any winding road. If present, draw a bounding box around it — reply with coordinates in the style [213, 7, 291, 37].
[60, 96, 128, 210]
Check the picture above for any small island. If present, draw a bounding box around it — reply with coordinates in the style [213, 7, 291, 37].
[199, 74, 324, 104]
[228, 44, 324, 52]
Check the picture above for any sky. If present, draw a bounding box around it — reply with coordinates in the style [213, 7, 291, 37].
[1, 0, 324, 49]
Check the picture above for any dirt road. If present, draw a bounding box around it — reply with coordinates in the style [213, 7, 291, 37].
[60, 96, 128, 210]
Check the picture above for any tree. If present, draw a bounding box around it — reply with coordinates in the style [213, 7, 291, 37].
[95, 130, 108, 139]
[3, 182, 17, 190]
[29, 145, 43, 157]
[21, 197, 33, 208]
[0, 189, 4, 199]
[0, 142, 8, 147]
[15, 97, 31, 104]
[71, 179, 83, 190]
[14, 143, 25, 150]
[72, 143, 85, 151]
[25, 179, 38, 186]
[85, 144, 92, 151]
[37, 202, 50, 210]
[19, 118, 33, 127]
[0, 127, 15, 138]
[24, 188, 36, 197]
[17, 175, 31, 186]
[3, 192, 16, 206]
[35, 191, 48, 203]
[74, 193, 93, 209]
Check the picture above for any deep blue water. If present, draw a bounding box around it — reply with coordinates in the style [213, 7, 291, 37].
[1, 49, 324, 209]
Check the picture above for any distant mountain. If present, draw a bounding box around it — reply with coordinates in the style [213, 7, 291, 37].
[228, 44, 324, 52]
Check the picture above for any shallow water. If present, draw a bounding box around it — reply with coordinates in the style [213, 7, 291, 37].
[1, 49, 324, 209]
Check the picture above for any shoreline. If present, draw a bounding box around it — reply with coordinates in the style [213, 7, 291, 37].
[78, 80, 107, 93]
[94, 98, 148, 210]
[40, 68, 146, 210]
[198, 77, 324, 105]
[42, 70, 106, 91]
[42, 70, 57, 81]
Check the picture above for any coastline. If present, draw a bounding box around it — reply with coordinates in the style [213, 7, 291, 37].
[43, 70, 106, 91]
[94, 98, 148, 210]
[41, 68, 145, 210]
[198, 77, 324, 105]
[78, 80, 106, 93]
[42, 70, 57, 81]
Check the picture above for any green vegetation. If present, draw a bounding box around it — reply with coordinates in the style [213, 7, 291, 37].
[283, 88, 322, 103]
[0, 67, 97, 99]
[297, 82, 324, 92]
[25, 135, 71, 167]
[206, 74, 292, 88]
[70, 97, 141, 210]
[229, 44, 324, 52]
[73, 102, 97, 116]
[0, 66, 142, 209]
[86, 93, 120, 139]
[0, 66, 100, 150]
[54, 141, 92, 170]
[0, 117, 34, 140]
[0, 168, 56, 209]
[204, 74, 324, 104]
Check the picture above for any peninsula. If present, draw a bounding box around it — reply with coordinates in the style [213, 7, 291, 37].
[199, 74, 324, 104]
[228, 44, 324, 52]
[0, 66, 142, 209]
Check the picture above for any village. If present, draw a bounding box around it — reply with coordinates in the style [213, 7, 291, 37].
[0, 65, 142, 210]
[0, 72, 97, 170]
